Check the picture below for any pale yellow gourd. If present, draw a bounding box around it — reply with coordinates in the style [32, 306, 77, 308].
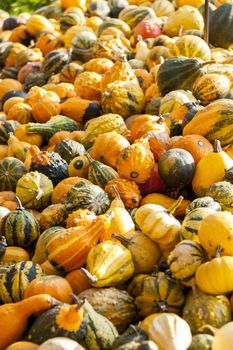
[38, 337, 85, 350]
[144, 313, 192, 350]
[135, 196, 183, 251]
[212, 322, 233, 350]
[7, 133, 31, 162]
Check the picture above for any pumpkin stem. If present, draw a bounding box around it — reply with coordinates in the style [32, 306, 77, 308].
[191, 284, 200, 299]
[198, 325, 218, 336]
[214, 139, 222, 153]
[36, 189, 43, 201]
[158, 56, 165, 65]
[80, 268, 98, 284]
[15, 196, 25, 210]
[111, 233, 130, 246]
[178, 25, 183, 37]
[71, 293, 86, 309]
[167, 196, 184, 215]
[84, 151, 94, 163]
[151, 265, 160, 276]
[157, 300, 168, 312]
[200, 60, 216, 67]
[111, 185, 121, 200]
[0, 236, 7, 247]
[215, 245, 223, 258]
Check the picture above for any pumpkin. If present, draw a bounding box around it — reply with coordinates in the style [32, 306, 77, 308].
[74, 71, 102, 101]
[71, 30, 97, 62]
[192, 140, 233, 197]
[135, 197, 183, 251]
[0, 236, 7, 259]
[188, 334, 213, 350]
[1, 246, 29, 263]
[87, 155, 119, 189]
[60, 97, 102, 123]
[0, 294, 60, 350]
[158, 148, 195, 195]
[31, 97, 61, 123]
[181, 207, 217, 240]
[38, 338, 84, 350]
[85, 58, 114, 74]
[36, 31, 62, 56]
[186, 196, 222, 213]
[60, 62, 84, 83]
[209, 3, 233, 49]
[112, 231, 161, 275]
[101, 80, 145, 119]
[39, 204, 67, 231]
[0, 157, 27, 191]
[81, 240, 134, 287]
[118, 6, 156, 30]
[0, 120, 20, 145]
[16, 171, 53, 211]
[7, 102, 32, 124]
[0, 261, 44, 303]
[182, 289, 231, 334]
[116, 139, 155, 184]
[0, 196, 40, 248]
[46, 212, 112, 272]
[135, 271, 185, 317]
[0, 191, 17, 211]
[151, 0, 175, 16]
[54, 139, 85, 164]
[24, 275, 73, 304]
[130, 115, 168, 142]
[0, 79, 23, 100]
[59, 9, 86, 33]
[68, 155, 90, 178]
[48, 131, 71, 146]
[51, 177, 91, 204]
[207, 181, 233, 212]
[42, 50, 71, 76]
[65, 269, 92, 295]
[14, 124, 43, 147]
[105, 178, 141, 208]
[7, 133, 31, 162]
[79, 287, 137, 332]
[167, 240, 206, 286]
[5, 341, 39, 350]
[159, 91, 197, 117]
[43, 83, 76, 100]
[3, 96, 25, 114]
[169, 35, 210, 61]
[25, 14, 54, 36]
[211, 321, 233, 350]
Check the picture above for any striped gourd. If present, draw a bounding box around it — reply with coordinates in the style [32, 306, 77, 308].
[60, 62, 84, 83]
[183, 99, 233, 146]
[59, 10, 86, 33]
[169, 35, 211, 61]
[119, 6, 156, 29]
[0, 42, 13, 65]
[87, 154, 119, 189]
[167, 240, 207, 286]
[42, 49, 71, 76]
[192, 74, 231, 105]
[65, 181, 110, 215]
[0, 197, 40, 248]
[0, 157, 27, 191]
[181, 207, 217, 240]
[0, 120, 20, 144]
[46, 212, 112, 272]
[0, 261, 43, 303]
[207, 181, 233, 212]
[186, 196, 222, 214]
[157, 56, 210, 95]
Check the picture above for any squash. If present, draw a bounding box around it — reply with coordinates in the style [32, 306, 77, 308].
[60, 62, 84, 83]
[85, 58, 114, 74]
[60, 97, 101, 124]
[0, 196, 40, 248]
[119, 6, 156, 29]
[38, 337, 84, 350]
[65, 208, 96, 228]
[164, 5, 204, 37]
[1, 246, 29, 263]
[54, 140, 85, 164]
[0, 261, 44, 303]
[42, 50, 71, 76]
[209, 3, 233, 49]
[51, 177, 91, 204]
[152, 0, 175, 16]
[5, 341, 39, 350]
[74, 72, 101, 101]
[182, 289, 231, 334]
[130, 115, 168, 142]
[101, 80, 145, 119]
[116, 139, 155, 184]
[36, 31, 62, 56]
[0, 79, 23, 100]
[46, 212, 112, 272]
[188, 334, 213, 350]
[158, 148, 195, 194]
[0, 236, 7, 259]
[0, 157, 27, 191]
[31, 97, 61, 123]
[105, 178, 141, 209]
[68, 155, 90, 178]
[181, 207, 217, 240]
[112, 231, 161, 275]
[135, 197, 183, 251]
[65, 268, 91, 295]
[14, 124, 43, 147]
[16, 171, 53, 211]
[212, 321, 233, 350]
[186, 196, 221, 213]
[207, 181, 233, 212]
[0, 120, 20, 145]
[0, 294, 60, 350]
[59, 9, 86, 33]
[81, 240, 134, 287]
[7, 133, 31, 162]
[25, 15, 54, 36]
[167, 240, 206, 286]
[79, 287, 137, 332]
[135, 271, 185, 317]
[192, 140, 233, 197]
[196, 255, 233, 294]
[87, 155, 119, 189]
[169, 35, 210, 61]
[24, 275, 73, 304]
[39, 204, 67, 231]
[26, 300, 86, 344]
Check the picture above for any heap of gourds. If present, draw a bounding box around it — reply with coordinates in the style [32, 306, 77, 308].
[1, 0, 233, 349]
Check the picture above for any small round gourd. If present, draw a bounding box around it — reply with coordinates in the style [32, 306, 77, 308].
[68, 155, 90, 178]
[0, 157, 27, 191]
[189, 334, 213, 350]
[186, 196, 222, 214]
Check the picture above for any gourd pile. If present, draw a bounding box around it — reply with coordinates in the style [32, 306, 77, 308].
[1, 0, 233, 349]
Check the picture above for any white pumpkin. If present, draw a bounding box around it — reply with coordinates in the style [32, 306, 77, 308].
[212, 322, 233, 350]
[38, 337, 85, 350]
[0, 206, 10, 221]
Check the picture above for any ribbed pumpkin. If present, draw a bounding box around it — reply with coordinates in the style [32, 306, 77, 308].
[65, 181, 110, 215]
[73, 71, 101, 100]
[0, 261, 44, 303]
[60, 97, 101, 123]
[54, 139, 85, 164]
[60, 62, 84, 83]
[101, 80, 145, 119]
[0, 197, 40, 248]
[59, 9, 86, 33]
[116, 139, 154, 184]
[85, 58, 114, 74]
[42, 50, 71, 76]
[36, 31, 62, 56]
[167, 240, 207, 286]
[46, 212, 112, 272]
[181, 207, 218, 240]
[81, 240, 134, 287]
[7, 103, 33, 124]
[186, 196, 222, 214]
[118, 6, 156, 29]
[207, 181, 233, 212]
[169, 35, 211, 60]
[87, 154, 119, 189]
[78, 287, 137, 332]
[192, 74, 231, 105]
[0, 157, 27, 191]
[130, 115, 168, 142]
[151, 0, 175, 17]
[135, 271, 185, 317]
[16, 171, 53, 211]
[105, 178, 142, 208]
[31, 97, 61, 123]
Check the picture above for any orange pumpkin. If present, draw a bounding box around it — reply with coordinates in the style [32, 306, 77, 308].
[48, 131, 71, 146]
[134, 69, 153, 92]
[66, 209, 96, 228]
[74, 71, 102, 100]
[0, 79, 23, 99]
[4, 43, 26, 67]
[60, 62, 84, 83]
[24, 275, 73, 304]
[14, 124, 43, 147]
[65, 268, 92, 294]
[40, 260, 63, 276]
[31, 96, 61, 123]
[84, 57, 114, 74]
[130, 114, 168, 142]
[0, 191, 17, 210]
[36, 31, 62, 56]
[7, 103, 33, 124]
[51, 177, 92, 204]
[43, 83, 76, 100]
[8, 25, 29, 44]
[105, 178, 142, 208]
[172, 134, 213, 164]
[3, 97, 25, 115]
[146, 130, 172, 161]
[1, 246, 30, 263]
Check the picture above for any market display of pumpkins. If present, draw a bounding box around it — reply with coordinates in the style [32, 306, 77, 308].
[1, 0, 233, 349]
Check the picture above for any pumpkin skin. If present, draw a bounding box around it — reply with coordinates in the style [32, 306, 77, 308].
[186, 196, 222, 214]
[68, 155, 90, 178]
[74, 71, 102, 101]
[105, 178, 142, 208]
[169, 35, 211, 61]
[31, 97, 61, 123]
[207, 181, 233, 212]
[51, 177, 91, 204]
[195, 256, 233, 295]
[135, 271, 185, 317]
[0, 157, 27, 191]
[116, 139, 155, 184]
[1, 246, 29, 264]
[65, 268, 92, 295]
[158, 148, 195, 193]
[182, 289, 231, 334]
[209, 3, 233, 49]
[189, 334, 213, 350]
[79, 287, 137, 332]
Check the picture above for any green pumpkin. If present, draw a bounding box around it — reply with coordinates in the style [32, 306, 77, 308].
[182, 289, 232, 334]
[54, 139, 85, 164]
[0, 197, 40, 248]
[209, 3, 233, 49]
[112, 325, 148, 349]
[87, 155, 119, 189]
[0, 261, 44, 303]
[119, 6, 156, 29]
[189, 334, 213, 350]
[59, 10, 85, 33]
[42, 49, 71, 76]
[65, 181, 110, 215]
[186, 196, 222, 214]
[0, 120, 20, 144]
[0, 236, 7, 259]
[207, 181, 233, 212]
[0, 157, 27, 191]
[96, 17, 130, 37]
